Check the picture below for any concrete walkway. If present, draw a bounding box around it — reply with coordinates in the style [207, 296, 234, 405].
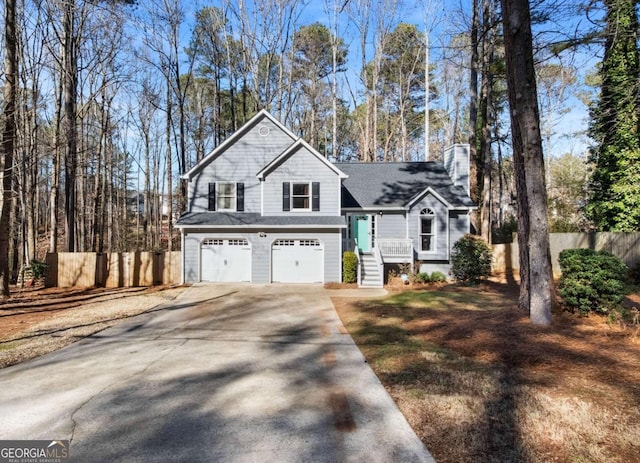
[0, 284, 434, 463]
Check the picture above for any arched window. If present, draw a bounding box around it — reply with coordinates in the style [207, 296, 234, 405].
[420, 208, 436, 252]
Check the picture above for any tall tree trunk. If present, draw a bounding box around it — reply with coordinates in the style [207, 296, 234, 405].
[26, 87, 38, 262]
[497, 132, 505, 229]
[501, 0, 553, 325]
[468, 0, 480, 233]
[0, 0, 18, 295]
[63, 0, 78, 252]
[479, 0, 495, 242]
[49, 82, 63, 254]
[166, 81, 173, 252]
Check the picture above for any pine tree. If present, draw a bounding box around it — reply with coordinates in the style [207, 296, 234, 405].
[500, 0, 553, 324]
[587, 0, 640, 231]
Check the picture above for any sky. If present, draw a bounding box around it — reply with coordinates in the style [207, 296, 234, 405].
[298, 0, 596, 158]
[144, 0, 599, 164]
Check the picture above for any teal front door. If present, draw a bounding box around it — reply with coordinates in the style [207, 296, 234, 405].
[354, 215, 371, 252]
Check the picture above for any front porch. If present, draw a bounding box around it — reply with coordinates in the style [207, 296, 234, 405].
[344, 238, 413, 287]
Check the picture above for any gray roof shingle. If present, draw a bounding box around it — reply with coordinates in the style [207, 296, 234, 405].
[335, 161, 475, 209]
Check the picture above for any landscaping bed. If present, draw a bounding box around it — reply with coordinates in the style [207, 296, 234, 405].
[332, 280, 640, 463]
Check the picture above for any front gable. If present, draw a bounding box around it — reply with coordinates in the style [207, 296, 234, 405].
[406, 186, 454, 211]
[183, 110, 296, 181]
[185, 110, 297, 214]
[257, 139, 347, 180]
[260, 141, 346, 216]
[407, 191, 451, 260]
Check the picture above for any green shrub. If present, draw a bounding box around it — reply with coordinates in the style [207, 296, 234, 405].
[558, 248, 628, 315]
[430, 271, 447, 282]
[342, 251, 358, 283]
[415, 272, 431, 283]
[450, 234, 492, 283]
[28, 260, 47, 280]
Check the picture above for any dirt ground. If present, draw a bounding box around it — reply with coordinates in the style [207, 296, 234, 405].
[0, 284, 186, 369]
[332, 281, 640, 463]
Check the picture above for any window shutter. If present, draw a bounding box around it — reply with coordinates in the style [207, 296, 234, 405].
[282, 182, 290, 211]
[236, 183, 244, 212]
[208, 183, 216, 211]
[312, 182, 320, 211]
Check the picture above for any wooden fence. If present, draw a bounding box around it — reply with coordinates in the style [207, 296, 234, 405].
[45, 252, 181, 288]
[492, 232, 640, 277]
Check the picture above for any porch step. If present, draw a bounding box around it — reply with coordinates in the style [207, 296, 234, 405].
[359, 253, 383, 288]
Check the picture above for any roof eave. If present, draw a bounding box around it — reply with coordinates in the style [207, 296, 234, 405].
[175, 223, 347, 229]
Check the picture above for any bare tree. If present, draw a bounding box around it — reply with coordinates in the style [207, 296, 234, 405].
[346, 0, 400, 161]
[0, 0, 18, 295]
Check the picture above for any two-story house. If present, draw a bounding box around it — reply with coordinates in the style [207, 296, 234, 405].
[176, 110, 475, 287]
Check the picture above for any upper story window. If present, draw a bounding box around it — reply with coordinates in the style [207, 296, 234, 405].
[420, 208, 436, 252]
[283, 182, 320, 212]
[292, 183, 310, 210]
[217, 183, 236, 210]
[208, 182, 244, 212]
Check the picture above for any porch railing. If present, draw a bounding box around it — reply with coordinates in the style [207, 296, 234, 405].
[372, 243, 384, 284]
[353, 238, 361, 286]
[376, 239, 413, 258]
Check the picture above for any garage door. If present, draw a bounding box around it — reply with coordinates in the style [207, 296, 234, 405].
[201, 238, 251, 282]
[272, 239, 323, 283]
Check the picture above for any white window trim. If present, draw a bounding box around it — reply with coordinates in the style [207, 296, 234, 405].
[420, 208, 437, 253]
[290, 182, 312, 212]
[217, 182, 236, 211]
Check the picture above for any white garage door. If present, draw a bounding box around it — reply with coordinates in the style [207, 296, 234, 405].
[201, 238, 251, 282]
[272, 239, 323, 283]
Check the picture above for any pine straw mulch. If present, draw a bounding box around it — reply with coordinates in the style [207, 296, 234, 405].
[332, 280, 640, 463]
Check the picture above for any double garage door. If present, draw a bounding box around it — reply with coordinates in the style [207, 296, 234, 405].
[200, 238, 323, 283]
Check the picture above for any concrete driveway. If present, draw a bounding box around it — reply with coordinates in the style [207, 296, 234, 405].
[0, 284, 435, 463]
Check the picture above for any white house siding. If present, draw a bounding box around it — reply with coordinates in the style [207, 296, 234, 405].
[182, 228, 342, 284]
[443, 144, 470, 195]
[407, 193, 449, 261]
[417, 211, 470, 277]
[262, 147, 342, 216]
[449, 211, 470, 250]
[417, 261, 452, 276]
[376, 212, 407, 239]
[187, 117, 295, 213]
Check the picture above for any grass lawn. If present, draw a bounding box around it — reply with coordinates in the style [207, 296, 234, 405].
[332, 281, 640, 463]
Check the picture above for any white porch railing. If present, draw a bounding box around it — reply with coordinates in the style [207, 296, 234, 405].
[353, 238, 361, 286]
[372, 243, 384, 284]
[376, 239, 413, 259]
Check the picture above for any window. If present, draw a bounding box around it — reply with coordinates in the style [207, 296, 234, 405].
[291, 183, 310, 209]
[282, 182, 320, 211]
[274, 239, 295, 246]
[420, 208, 435, 252]
[299, 239, 321, 247]
[371, 215, 376, 247]
[208, 182, 243, 211]
[217, 183, 236, 210]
